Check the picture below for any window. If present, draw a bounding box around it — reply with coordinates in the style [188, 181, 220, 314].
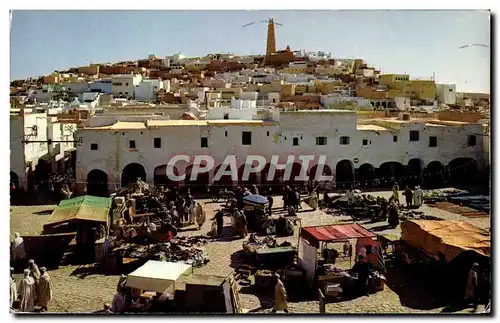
[242, 131, 252, 145]
[409, 131, 420, 142]
[429, 136, 437, 147]
[90, 143, 98, 151]
[362, 139, 368, 146]
[129, 140, 136, 149]
[467, 135, 477, 146]
[449, 88, 453, 92]
[225, 131, 228, 137]
[316, 137, 327, 146]
[119, 92, 123, 95]
[201, 137, 208, 148]
[293, 137, 299, 146]
[267, 131, 270, 137]
[125, 92, 129, 95]
[154, 138, 161, 148]
[126, 83, 129, 86]
[340, 136, 350, 145]
[223, 113, 229, 120]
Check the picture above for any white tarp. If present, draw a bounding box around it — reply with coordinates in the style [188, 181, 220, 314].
[126, 260, 192, 293]
[298, 238, 317, 286]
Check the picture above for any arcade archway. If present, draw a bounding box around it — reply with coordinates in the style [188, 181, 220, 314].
[121, 163, 146, 187]
[86, 169, 109, 197]
[335, 160, 354, 188]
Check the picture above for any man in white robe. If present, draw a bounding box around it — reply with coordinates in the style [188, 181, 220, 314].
[413, 186, 423, 207]
[10, 268, 17, 309]
[11, 232, 26, 269]
[37, 267, 53, 311]
[19, 269, 36, 312]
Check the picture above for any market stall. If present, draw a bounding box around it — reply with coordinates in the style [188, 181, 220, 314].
[298, 224, 385, 300]
[126, 260, 192, 293]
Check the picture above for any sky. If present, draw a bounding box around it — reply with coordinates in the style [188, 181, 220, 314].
[10, 10, 491, 93]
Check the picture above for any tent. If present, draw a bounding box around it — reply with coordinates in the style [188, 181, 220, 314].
[401, 220, 490, 262]
[298, 224, 377, 285]
[126, 260, 192, 293]
[301, 223, 375, 249]
[43, 195, 112, 231]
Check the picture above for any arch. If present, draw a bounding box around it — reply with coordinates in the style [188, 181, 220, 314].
[121, 163, 146, 187]
[185, 164, 210, 193]
[10, 171, 19, 189]
[86, 169, 109, 197]
[213, 164, 236, 190]
[35, 160, 51, 188]
[447, 158, 478, 187]
[336, 160, 354, 188]
[284, 162, 304, 185]
[407, 158, 425, 187]
[424, 161, 445, 188]
[356, 163, 375, 187]
[377, 161, 404, 188]
[261, 163, 285, 192]
[237, 164, 259, 186]
[308, 164, 333, 182]
[154, 165, 180, 189]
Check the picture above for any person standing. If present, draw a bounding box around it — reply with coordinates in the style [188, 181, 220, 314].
[11, 232, 26, 270]
[392, 182, 400, 204]
[111, 290, 126, 313]
[294, 188, 301, 211]
[465, 263, 479, 308]
[352, 255, 370, 296]
[28, 259, 41, 285]
[404, 186, 413, 208]
[413, 186, 423, 207]
[19, 269, 36, 312]
[387, 198, 400, 228]
[309, 189, 319, 210]
[37, 267, 53, 312]
[211, 210, 225, 237]
[272, 274, 289, 313]
[267, 193, 274, 217]
[346, 187, 355, 205]
[10, 268, 17, 309]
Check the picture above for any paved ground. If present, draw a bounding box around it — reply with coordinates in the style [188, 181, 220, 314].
[10, 189, 489, 314]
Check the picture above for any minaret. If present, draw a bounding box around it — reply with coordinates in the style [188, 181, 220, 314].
[266, 18, 277, 56]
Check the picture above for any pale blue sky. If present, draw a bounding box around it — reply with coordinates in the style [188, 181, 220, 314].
[10, 10, 490, 93]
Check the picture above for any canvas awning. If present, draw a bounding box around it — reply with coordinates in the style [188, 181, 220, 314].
[301, 224, 375, 248]
[44, 195, 112, 228]
[126, 260, 192, 293]
[402, 220, 490, 262]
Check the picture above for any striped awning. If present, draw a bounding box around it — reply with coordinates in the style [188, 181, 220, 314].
[301, 224, 375, 248]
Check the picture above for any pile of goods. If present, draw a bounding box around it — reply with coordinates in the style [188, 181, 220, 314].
[398, 209, 443, 221]
[111, 235, 210, 268]
[242, 234, 293, 253]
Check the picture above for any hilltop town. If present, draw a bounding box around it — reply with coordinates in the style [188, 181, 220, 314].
[10, 18, 490, 315]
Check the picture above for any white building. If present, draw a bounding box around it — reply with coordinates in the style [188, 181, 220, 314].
[111, 74, 143, 98]
[437, 84, 457, 105]
[206, 99, 257, 120]
[61, 81, 90, 94]
[10, 112, 77, 190]
[135, 79, 164, 101]
[74, 109, 485, 194]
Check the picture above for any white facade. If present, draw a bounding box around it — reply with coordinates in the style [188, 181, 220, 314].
[437, 84, 457, 105]
[320, 95, 372, 109]
[75, 109, 485, 193]
[393, 97, 411, 110]
[206, 99, 257, 120]
[135, 79, 164, 101]
[62, 81, 90, 94]
[10, 112, 77, 188]
[112, 74, 143, 98]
